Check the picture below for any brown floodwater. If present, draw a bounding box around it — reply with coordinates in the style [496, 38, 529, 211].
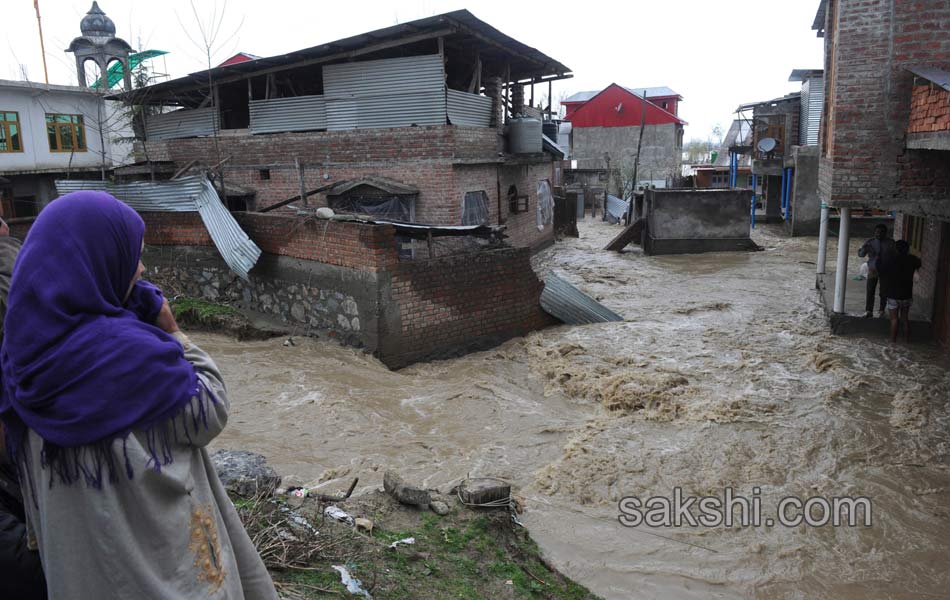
[198, 220, 950, 599]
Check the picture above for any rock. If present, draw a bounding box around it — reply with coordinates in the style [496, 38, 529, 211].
[291, 302, 306, 323]
[315, 207, 335, 219]
[211, 450, 281, 497]
[343, 298, 359, 316]
[355, 517, 374, 534]
[457, 478, 511, 507]
[429, 500, 451, 516]
[383, 471, 430, 506]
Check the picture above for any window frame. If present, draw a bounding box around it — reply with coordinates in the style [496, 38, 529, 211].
[461, 190, 490, 226]
[45, 113, 87, 153]
[0, 111, 23, 153]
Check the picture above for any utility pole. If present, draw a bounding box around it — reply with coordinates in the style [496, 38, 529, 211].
[34, 0, 50, 84]
[625, 89, 648, 224]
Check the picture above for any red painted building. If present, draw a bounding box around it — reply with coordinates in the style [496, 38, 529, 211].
[563, 84, 686, 190]
[562, 85, 682, 122]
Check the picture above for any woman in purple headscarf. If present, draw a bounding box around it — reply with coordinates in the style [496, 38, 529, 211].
[0, 192, 277, 599]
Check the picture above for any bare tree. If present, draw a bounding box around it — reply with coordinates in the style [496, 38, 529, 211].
[176, 0, 244, 195]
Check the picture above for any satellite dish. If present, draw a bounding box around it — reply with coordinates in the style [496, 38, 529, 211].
[757, 137, 777, 153]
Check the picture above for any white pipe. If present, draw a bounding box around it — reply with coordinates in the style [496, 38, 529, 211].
[817, 202, 829, 275]
[833, 207, 851, 313]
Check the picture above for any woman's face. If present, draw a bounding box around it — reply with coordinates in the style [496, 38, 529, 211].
[124, 240, 146, 303]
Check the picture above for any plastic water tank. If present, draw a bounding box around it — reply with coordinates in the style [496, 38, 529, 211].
[509, 116, 542, 154]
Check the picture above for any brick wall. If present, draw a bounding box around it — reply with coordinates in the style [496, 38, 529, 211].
[820, 0, 950, 207]
[909, 82, 950, 133]
[139, 211, 400, 272]
[138, 125, 554, 249]
[384, 247, 553, 367]
[234, 213, 399, 272]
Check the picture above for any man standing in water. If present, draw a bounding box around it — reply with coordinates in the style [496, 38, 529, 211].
[858, 224, 895, 318]
[881, 240, 922, 343]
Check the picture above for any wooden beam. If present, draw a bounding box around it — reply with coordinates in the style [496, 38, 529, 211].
[258, 181, 336, 213]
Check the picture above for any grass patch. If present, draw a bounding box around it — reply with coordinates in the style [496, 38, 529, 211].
[269, 492, 603, 600]
[170, 296, 238, 321]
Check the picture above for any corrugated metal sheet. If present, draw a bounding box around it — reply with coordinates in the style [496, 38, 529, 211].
[325, 98, 358, 131]
[54, 176, 261, 280]
[799, 76, 824, 146]
[540, 273, 624, 325]
[605, 195, 629, 223]
[447, 90, 492, 127]
[249, 95, 327, 133]
[146, 107, 218, 140]
[324, 54, 446, 129]
[193, 178, 261, 280]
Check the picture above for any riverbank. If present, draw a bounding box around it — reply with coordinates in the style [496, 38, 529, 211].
[235, 488, 600, 599]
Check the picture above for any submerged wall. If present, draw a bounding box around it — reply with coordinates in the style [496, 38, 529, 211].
[643, 188, 756, 255]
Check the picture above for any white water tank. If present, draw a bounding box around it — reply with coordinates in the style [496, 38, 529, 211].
[508, 116, 542, 154]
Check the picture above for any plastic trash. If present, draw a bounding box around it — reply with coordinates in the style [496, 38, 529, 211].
[324, 505, 355, 525]
[388, 537, 415, 549]
[331, 565, 372, 599]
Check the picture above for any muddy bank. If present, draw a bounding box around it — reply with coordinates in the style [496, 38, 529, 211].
[257, 488, 600, 599]
[199, 220, 950, 599]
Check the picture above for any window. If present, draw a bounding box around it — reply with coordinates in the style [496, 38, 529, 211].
[662, 101, 668, 110]
[904, 215, 925, 256]
[537, 180, 554, 231]
[46, 114, 87, 152]
[259, 169, 271, 180]
[462, 191, 489, 225]
[0, 112, 22, 152]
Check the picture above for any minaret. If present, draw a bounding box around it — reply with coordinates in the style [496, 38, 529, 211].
[66, 2, 133, 91]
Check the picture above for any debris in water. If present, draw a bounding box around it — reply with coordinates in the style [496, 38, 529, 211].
[540, 273, 624, 325]
[332, 565, 372, 599]
[283, 337, 296, 347]
[673, 302, 732, 316]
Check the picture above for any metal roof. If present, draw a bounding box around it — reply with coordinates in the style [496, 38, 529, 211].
[789, 69, 823, 82]
[54, 176, 261, 280]
[110, 10, 571, 105]
[813, 0, 827, 36]
[563, 86, 681, 103]
[714, 120, 752, 167]
[540, 272, 623, 325]
[906, 65, 950, 92]
[736, 92, 801, 112]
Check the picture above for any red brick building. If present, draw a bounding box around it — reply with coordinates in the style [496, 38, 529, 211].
[814, 0, 950, 348]
[114, 10, 571, 251]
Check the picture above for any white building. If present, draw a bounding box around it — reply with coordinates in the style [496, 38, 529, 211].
[0, 2, 135, 218]
[0, 80, 134, 217]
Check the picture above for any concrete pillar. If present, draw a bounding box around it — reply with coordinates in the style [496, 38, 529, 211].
[817, 202, 829, 275]
[833, 207, 851, 313]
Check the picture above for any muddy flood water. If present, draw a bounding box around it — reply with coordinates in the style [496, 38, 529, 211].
[198, 220, 950, 599]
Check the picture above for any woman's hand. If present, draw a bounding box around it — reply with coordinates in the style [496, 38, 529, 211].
[155, 298, 181, 334]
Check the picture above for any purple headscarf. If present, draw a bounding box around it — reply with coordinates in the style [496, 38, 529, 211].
[0, 191, 199, 486]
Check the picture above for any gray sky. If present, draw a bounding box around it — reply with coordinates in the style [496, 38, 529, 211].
[6, 0, 824, 141]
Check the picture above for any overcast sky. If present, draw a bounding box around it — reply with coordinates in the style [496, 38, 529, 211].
[6, 0, 824, 141]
